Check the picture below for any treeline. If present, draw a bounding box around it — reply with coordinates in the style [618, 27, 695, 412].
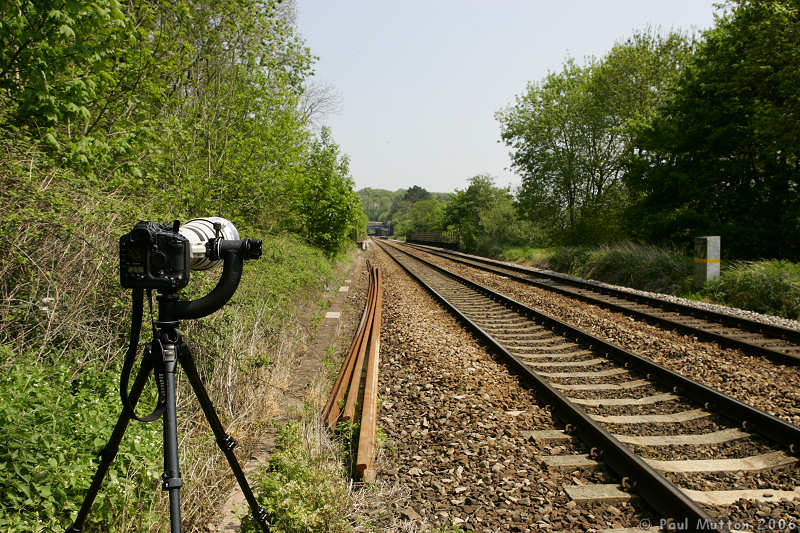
[1, 0, 364, 254]
[359, 185, 452, 236]
[497, 0, 799, 260]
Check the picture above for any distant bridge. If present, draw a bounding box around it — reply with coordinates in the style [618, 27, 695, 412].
[367, 221, 390, 237]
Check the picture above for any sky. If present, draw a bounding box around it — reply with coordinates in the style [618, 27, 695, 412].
[296, 1, 719, 193]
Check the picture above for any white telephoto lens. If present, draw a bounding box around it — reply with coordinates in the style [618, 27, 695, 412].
[179, 217, 240, 270]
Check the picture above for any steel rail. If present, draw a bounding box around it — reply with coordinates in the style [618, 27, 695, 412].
[399, 241, 800, 365]
[387, 241, 800, 451]
[323, 267, 375, 428]
[379, 240, 800, 530]
[357, 268, 382, 482]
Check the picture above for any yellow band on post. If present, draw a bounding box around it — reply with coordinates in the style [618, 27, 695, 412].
[694, 258, 720, 263]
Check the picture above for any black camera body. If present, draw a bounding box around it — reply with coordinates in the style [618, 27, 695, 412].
[120, 221, 190, 290]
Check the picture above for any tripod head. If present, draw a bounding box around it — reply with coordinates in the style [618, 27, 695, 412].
[158, 233, 262, 321]
[119, 217, 261, 320]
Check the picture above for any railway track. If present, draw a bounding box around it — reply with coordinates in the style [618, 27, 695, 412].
[376, 240, 800, 531]
[397, 241, 800, 365]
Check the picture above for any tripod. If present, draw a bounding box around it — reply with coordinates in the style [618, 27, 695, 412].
[67, 246, 270, 532]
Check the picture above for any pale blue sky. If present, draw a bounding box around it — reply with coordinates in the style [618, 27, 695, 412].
[296, 1, 719, 193]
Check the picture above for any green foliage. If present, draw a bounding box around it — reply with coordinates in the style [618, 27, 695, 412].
[702, 260, 800, 319]
[444, 175, 530, 254]
[501, 242, 693, 294]
[358, 187, 452, 236]
[358, 188, 404, 222]
[293, 128, 364, 255]
[0, 349, 162, 532]
[0, 0, 363, 530]
[497, 29, 695, 246]
[627, 0, 800, 259]
[240, 423, 351, 533]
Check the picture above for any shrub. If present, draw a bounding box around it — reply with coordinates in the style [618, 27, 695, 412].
[0, 348, 162, 532]
[241, 422, 351, 533]
[702, 260, 800, 320]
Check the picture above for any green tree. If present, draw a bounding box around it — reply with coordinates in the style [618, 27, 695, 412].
[498, 30, 694, 245]
[294, 128, 364, 255]
[444, 175, 523, 254]
[627, 0, 800, 258]
[403, 185, 431, 203]
[396, 198, 444, 235]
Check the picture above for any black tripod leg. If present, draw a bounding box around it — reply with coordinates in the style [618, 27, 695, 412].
[66, 358, 154, 533]
[161, 349, 183, 533]
[177, 344, 270, 532]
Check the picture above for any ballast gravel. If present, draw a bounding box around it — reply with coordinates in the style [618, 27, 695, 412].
[412, 248, 800, 428]
[370, 247, 656, 532]
[391, 245, 800, 525]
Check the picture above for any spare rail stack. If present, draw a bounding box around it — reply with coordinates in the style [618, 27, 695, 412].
[322, 261, 383, 482]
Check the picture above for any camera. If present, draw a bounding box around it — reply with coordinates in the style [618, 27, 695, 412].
[120, 221, 190, 290]
[120, 217, 261, 291]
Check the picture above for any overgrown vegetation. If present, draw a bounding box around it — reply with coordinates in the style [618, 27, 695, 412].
[241, 422, 351, 533]
[1, 0, 364, 530]
[502, 243, 693, 294]
[502, 244, 800, 321]
[703, 261, 800, 320]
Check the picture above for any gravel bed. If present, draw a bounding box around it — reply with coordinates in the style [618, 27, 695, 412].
[411, 248, 800, 428]
[564, 385, 665, 399]
[666, 469, 800, 493]
[579, 398, 697, 416]
[601, 415, 731, 437]
[543, 372, 640, 386]
[630, 437, 782, 461]
[372, 246, 658, 531]
[380, 244, 800, 527]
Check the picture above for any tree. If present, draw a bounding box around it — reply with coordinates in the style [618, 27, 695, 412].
[444, 174, 523, 254]
[497, 30, 695, 245]
[295, 128, 364, 255]
[403, 185, 431, 203]
[396, 198, 444, 235]
[627, 0, 800, 258]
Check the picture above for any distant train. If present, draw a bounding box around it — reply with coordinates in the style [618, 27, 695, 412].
[406, 231, 460, 250]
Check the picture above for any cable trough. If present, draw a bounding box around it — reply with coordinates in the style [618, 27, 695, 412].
[376, 240, 800, 532]
[399, 241, 800, 365]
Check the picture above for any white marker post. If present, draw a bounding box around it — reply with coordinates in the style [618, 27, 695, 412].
[694, 236, 721, 289]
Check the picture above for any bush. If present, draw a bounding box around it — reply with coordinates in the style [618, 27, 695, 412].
[241, 422, 351, 533]
[0, 348, 162, 532]
[702, 260, 800, 320]
[502, 242, 693, 294]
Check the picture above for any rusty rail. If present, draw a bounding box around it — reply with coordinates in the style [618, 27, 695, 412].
[322, 261, 383, 481]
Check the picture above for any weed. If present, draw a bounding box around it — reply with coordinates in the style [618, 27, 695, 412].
[702, 260, 800, 319]
[240, 422, 351, 533]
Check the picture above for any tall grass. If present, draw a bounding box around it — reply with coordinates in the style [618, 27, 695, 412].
[501, 243, 800, 321]
[702, 260, 800, 320]
[0, 142, 343, 530]
[502, 242, 693, 294]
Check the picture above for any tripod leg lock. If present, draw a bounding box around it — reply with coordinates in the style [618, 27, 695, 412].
[162, 476, 183, 490]
[217, 434, 238, 451]
[255, 507, 269, 523]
